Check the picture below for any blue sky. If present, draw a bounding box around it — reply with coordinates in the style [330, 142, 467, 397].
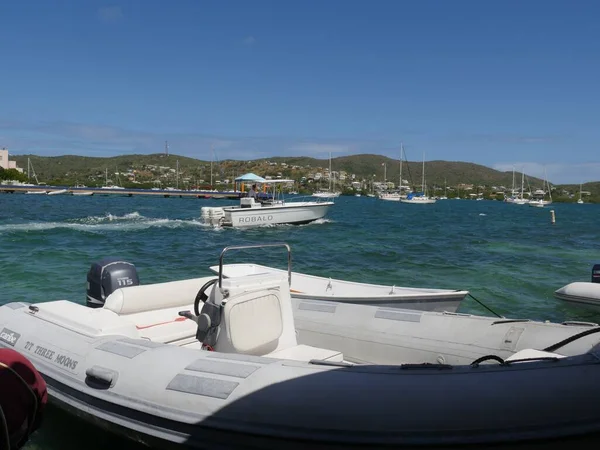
[1, 0, 599, 183]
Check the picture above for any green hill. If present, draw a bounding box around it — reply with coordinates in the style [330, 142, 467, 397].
[9, 153, 598, 201]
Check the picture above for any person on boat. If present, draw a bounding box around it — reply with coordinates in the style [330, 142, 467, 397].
[0, 348, 48, 450]
[248, 184, 258, 200]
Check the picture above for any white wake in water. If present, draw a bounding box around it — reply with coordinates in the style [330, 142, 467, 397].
[0, 211, 206, 233]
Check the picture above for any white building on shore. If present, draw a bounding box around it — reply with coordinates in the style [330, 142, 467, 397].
[0, 148, 22, 172]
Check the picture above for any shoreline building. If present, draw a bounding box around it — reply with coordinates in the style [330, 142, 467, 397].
[0, 148, 23, 172]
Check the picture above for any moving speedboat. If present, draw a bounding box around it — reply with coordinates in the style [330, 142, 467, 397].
[201, 180, 333, 228]
[210, 262, 468, 312]
[2, 243, 600, 449]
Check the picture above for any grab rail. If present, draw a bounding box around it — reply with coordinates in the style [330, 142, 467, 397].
[218, 243, 292, 288]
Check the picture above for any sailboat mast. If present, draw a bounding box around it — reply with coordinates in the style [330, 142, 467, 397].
[512, 166, 515, 195]
[210, 145, 214, 188]
[328, 152, 332, 191]
[520, 170, 524, 199]
[399, 143, 403, 191]
[421, 152, 425, 193]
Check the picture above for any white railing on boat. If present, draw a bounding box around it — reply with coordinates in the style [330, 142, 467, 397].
[218, 243, 292, 288]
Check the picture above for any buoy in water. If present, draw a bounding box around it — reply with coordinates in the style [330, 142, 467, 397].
[550, 210, 556, 224]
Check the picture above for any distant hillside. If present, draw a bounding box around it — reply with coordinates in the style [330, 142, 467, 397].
[11, 153, 593, 196]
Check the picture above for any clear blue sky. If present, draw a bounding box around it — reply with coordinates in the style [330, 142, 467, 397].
[1, 0, 599, 183]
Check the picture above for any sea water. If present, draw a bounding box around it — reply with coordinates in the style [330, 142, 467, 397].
[0, 194, 599, 449]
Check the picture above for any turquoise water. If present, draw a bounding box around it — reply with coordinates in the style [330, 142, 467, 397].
[1, 193, 599, 449]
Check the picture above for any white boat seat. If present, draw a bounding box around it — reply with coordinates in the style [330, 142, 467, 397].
[32, 300, 138, 338]
[213, 274, 298, 355]
[104, 277, 213, 315]
[210, 274, 342, 361]
[267, 344, 343, 363]
[124, 304, 198, 344]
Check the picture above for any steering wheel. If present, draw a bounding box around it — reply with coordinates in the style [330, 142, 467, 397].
[194, 278, 218, 316]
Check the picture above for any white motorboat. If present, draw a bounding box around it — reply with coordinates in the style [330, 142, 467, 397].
[72, 191, 94, 196]
[209, 263, 468, 312]
[378, 192, 401, 201]
[555, 265, 600, 311]
[202, 179, 333, 228]
[2, 243, 600, 449]
[311, 190, 340, 198]
[47, 189, 69, 195]
[25, 190, 47, 195]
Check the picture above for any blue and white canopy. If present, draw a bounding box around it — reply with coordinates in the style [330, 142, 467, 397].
[234, 173, 266, 182]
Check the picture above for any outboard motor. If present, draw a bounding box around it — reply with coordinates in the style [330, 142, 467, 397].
[592, 264, 600, 284]
[86, 257, 139, 308]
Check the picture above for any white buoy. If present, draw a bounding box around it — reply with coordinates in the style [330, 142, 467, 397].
[550, 210, 555, 224]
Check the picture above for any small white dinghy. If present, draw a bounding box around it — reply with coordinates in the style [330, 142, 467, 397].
[209, 263, 469, 312]
[47, 189, 69, 195]
[555, 264, 600, 311]
[3, 243, 600, 449]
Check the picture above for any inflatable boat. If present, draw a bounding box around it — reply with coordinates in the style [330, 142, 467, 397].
[2, 243, 600, 449]
[555, 264, 600, 311]
[209, 263, 469, 312]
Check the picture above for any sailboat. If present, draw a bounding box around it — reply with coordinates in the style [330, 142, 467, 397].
[379, 144, 404, 201]
[577, 183, 584, 204]
[439, 178, 448, 200]
[528, 168, 552, 207]
[312, 152, 340, 198]
[101, 168, 125, 190]
[400, 151, 436, 204]
[512, 170, 530, 204]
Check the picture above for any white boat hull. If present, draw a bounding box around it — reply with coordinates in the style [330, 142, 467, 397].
[529, 200, 552, 207]
[210, 263, 468, 312]
[47, 189, 69, 195]
[400, 197, 437, 204]
[2, 274, 600, 449]
[312, 192, 340, 198]
[222, 202, 333, 227]
[555, 282, 600, 311]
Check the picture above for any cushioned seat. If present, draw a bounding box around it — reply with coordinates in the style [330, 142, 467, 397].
[125, 304, 198, 344]
[212, 274, 344, 361]
[267, 344, 343, 362]
[101, 276, 215, 344]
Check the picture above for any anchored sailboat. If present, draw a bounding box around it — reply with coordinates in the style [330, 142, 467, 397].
[312, 152, 340, 198]
[400, 151, 436, 204]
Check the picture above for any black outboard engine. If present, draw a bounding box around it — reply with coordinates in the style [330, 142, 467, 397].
[592, 264, 600, 284]
[86, 257, 140, 308]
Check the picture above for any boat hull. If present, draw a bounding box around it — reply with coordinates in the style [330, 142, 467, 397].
[222, 202, 332, 228]
[3, 300, 600, 449]
[211, 263, 468, 312]
[3, 270, 600, 450]
[555, 282, 600, 311]
[400, 198, 436, 204]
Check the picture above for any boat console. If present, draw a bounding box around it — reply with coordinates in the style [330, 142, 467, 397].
[183, 243, 343, 362]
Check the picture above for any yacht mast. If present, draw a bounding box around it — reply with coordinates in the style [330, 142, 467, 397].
[328, 152, 332, 191]
[520, 170, 524, 199]
[421, 152, 425, 193]
[399, 143, 403, 192]
[210, 145, 214, 188]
